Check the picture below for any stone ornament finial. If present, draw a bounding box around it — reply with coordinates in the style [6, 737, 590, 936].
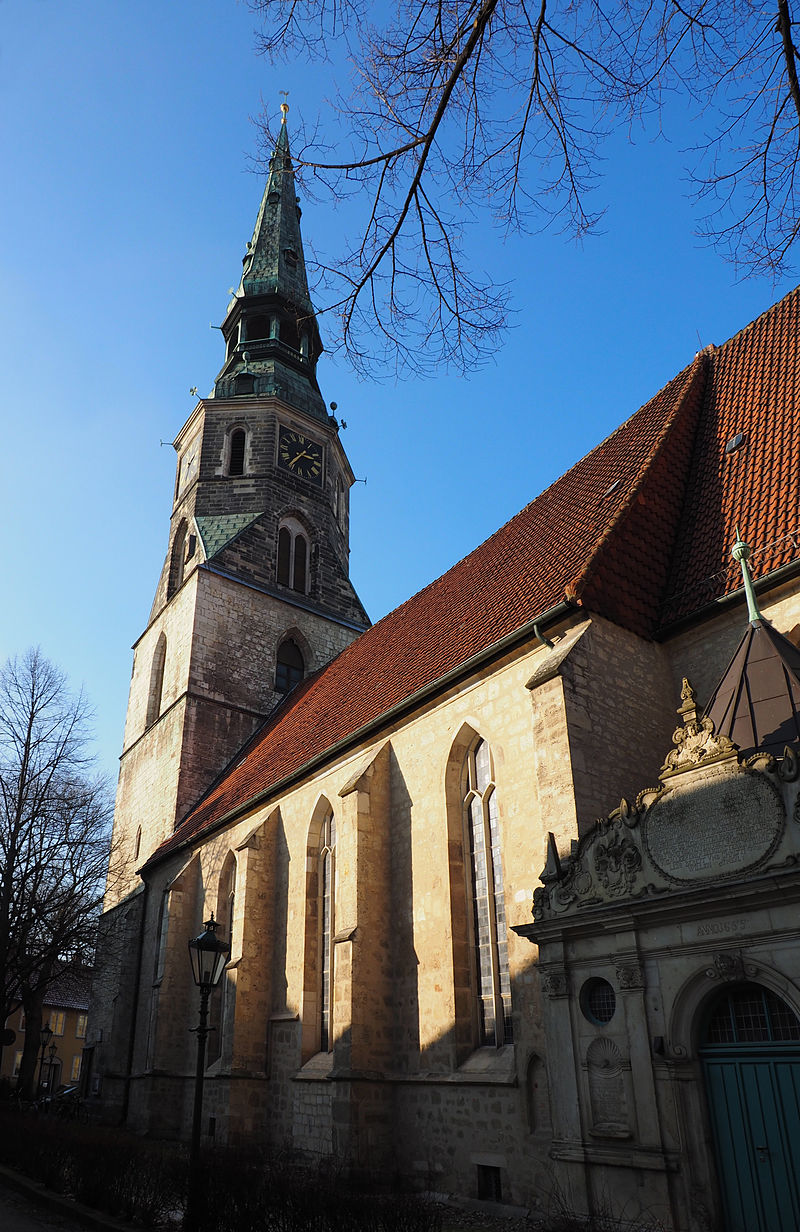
[661, 677, 737, 776]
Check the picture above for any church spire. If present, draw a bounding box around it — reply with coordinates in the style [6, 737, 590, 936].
[213, 107, 327, 420]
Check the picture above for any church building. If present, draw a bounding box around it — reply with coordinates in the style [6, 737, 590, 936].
[89, 111, 800, 1232]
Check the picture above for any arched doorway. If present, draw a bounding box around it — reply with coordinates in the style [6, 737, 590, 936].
[700, 983, 800, 1231]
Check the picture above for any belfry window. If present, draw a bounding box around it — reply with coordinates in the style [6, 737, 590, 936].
[246, 314, 270, 341]
[319, 813, 336, 1052]
[464, 739, 513, 1046]
[277, 519, 310, 594]
[275, 638, 304, 694]
[228, 428, 246, 476]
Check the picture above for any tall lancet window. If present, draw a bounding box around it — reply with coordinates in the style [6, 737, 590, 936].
[464, 739, 513, 1046]
[145, 633, 167, 730]
[320, 812, 336, 1052]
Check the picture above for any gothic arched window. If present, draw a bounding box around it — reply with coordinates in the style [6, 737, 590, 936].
[277, 519, 310, 594]
[145, 633, 167, 729]
[464, 738, 513, 1046]
[167, 521, 187, 599]
[319, 812, 337, 1052]
[208, 854, 237, 1066]
[275, 638, 304, 694]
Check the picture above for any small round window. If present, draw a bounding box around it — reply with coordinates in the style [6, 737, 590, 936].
[580, 978, 616, 1025]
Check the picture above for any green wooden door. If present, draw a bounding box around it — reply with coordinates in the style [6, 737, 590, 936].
[700, 985, 800, 1232]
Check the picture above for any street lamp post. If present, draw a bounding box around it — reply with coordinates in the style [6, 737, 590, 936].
[184, 913, 230, 1232]
[37, 1024, 53, 1097]
[47, 1040, 58, 1101]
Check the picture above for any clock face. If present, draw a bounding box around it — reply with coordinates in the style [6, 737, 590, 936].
[179, 444, 199, 495]
[278, 427, 324, 485]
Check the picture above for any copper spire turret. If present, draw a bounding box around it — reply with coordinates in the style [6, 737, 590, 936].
[704, 535, 800, 757]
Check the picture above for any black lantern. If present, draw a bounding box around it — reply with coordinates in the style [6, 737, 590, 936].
[185, 913, 230, 1232]
[188, 914, 230, 990]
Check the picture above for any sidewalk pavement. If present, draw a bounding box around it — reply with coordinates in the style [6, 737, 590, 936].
[0, 1169, 132, 1232]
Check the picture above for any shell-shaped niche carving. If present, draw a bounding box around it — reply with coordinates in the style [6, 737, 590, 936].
[586, 1037, 630, 1136]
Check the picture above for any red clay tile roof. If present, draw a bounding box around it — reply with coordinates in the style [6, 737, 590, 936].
[660, 286, 800, 623]
[151, 287, 800, 860]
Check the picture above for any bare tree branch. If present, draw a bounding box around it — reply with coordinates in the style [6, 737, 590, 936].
[0, 649, 113, 1095]
[250, 0, 800, 371]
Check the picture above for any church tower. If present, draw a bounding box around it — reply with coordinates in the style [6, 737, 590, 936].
[108, 110, 369, 904]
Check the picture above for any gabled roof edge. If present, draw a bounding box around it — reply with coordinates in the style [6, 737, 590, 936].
[564, 353, 709, 615]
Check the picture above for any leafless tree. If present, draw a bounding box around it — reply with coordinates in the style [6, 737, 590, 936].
[250, 0, 800, 373]
[0, 649, 113, 1095]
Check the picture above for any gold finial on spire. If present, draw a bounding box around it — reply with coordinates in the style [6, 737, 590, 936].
[280, 93, 289, 123]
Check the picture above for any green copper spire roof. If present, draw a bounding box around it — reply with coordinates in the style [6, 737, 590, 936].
[213, 107, 328, 420]
[236, 108, 314, 314]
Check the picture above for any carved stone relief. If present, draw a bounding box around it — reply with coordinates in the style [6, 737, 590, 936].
[705, 950, 749, 982]
[644, 771, 783, 884]
[660, 678, 737, 777]
[541, 969, 569, 998]
[531, 676, 792, 923]
[615, 961, 645, 990]
[586, 1037, 630, 1137]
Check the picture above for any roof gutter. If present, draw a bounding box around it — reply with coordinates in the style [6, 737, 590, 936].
[657, 557, 800, 639]
[146, 597, 576, 868]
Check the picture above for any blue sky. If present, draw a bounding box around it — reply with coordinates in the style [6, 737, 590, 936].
[0, 0, 793, 782]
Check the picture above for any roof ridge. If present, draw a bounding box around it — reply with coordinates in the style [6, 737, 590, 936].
[709, 282, 800, 359]
[564, 354, 708, 608]
[328, 351, 715, 636]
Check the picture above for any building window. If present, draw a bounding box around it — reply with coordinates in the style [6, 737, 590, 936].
[228, 428, 246, 476]
[70, 1055, 82, 1083]
[12, 1051, 22, 1077]
[477, 1165, 503, 1202]
[464, 739, 512, 1046]
[133, 826, 142, 863]
[19, 1010, 25, 1031]
[49, 1011, 66, 1036]
[335, 477, 347, 531]
[277, 519, 310, 594]
[319, 812, 337, 1052]
[580, 978, 616, 1026]
[167, 520, 188, 599]
[704, 985, 800, 1044]
[76, 1013, 88, 1040]
[209, 855, 236, 1067]
[275, 639, 304, 694]
[246, 314, 271, 340]
[145, 634, 167, 729]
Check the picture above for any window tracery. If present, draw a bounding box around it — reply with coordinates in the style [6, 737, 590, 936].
[464, 738, 513, 1046]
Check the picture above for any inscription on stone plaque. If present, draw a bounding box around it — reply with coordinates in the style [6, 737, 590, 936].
[644, 772, 783, 883]
[696, 918, 747, 938]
